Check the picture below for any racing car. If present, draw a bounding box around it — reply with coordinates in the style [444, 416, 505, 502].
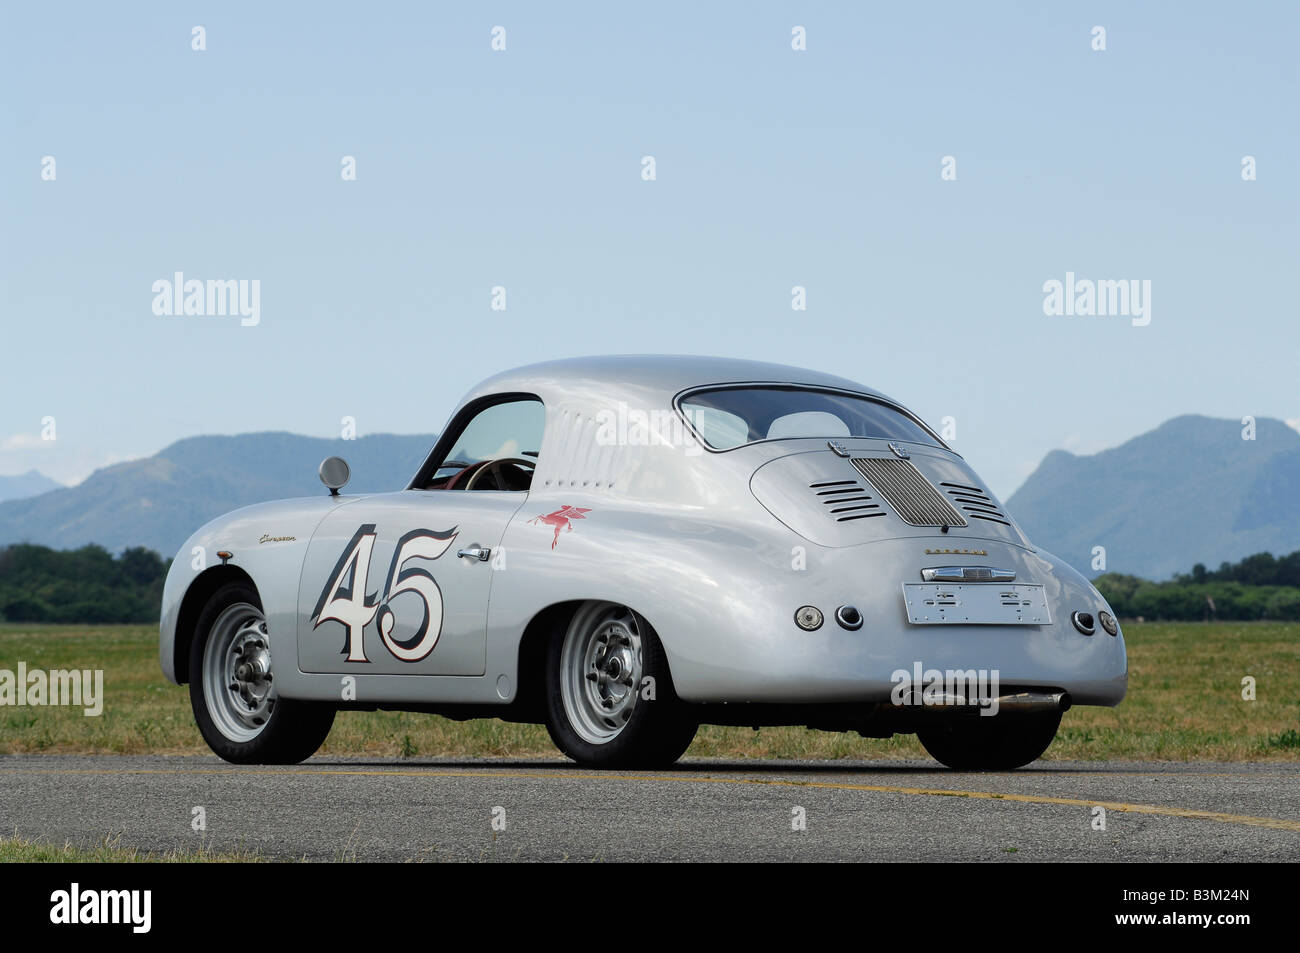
[160, 355, 1126, 769]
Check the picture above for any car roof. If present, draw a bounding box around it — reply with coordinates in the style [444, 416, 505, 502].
[413, 355, 937, 494]
[461, 354, 890, 406]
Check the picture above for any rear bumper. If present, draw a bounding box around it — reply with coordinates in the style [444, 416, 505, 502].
[660, 537, 1128, 707]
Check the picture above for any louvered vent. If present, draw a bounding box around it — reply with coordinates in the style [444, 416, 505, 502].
[807, 478, 884, 522]
[938, 481, 1013, 527]
[850, 459, 967, 527]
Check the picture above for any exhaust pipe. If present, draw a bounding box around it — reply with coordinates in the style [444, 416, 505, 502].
[899, 690, 1072, 713]
[994, 691, 1072, 713]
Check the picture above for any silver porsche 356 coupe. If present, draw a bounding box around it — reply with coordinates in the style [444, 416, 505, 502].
[160, 356, 1126, 769]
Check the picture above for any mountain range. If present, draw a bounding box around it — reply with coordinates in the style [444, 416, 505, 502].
[0, 470, 62, 504]
[0, 417, 1296, 579]
[1006, 415, 1300, 579]
[0, 433, 436, 557]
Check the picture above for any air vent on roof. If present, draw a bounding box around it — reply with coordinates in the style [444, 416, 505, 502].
[850, 459, 967, 527]
[938, 481, 1013, 527]
[807, 479, 885, 522]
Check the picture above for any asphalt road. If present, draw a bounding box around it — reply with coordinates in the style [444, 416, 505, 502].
[1, 755, 1297, 861]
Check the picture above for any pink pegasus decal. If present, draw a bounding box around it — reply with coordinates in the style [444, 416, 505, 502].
[529, 505, 591, 549]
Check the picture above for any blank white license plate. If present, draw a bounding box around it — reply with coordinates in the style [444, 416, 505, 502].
[902, 583, 1051, 625]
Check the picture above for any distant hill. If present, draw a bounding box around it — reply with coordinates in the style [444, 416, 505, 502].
[0, 433, 436, 557]
[1007, 415, 1300, 580]
[0, 470, 62, 503]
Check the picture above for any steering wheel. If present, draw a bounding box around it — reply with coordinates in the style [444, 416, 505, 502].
[464, 456, 537, 491]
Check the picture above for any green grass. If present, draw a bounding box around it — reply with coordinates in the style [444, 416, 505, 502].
[0, 833, 265, 862]
[1266, 728, 1300, 750]
[0, 621, 1297, 761]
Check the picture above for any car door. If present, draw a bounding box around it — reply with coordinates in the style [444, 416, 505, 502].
[295, 397, 544, 677]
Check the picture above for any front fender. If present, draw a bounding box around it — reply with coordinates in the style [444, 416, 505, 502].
[159, 495, 358, 684]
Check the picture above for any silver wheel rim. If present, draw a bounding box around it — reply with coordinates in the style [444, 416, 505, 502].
[560, 603, 644, 745]
[202, 602, 276, 743]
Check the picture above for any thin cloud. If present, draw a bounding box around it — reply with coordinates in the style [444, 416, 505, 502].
[0, 433, 52, 452]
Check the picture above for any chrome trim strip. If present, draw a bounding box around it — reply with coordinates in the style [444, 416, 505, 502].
[920, 566, 1017, 583]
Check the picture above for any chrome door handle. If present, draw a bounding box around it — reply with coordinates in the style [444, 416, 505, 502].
[457, 547, 490, 562]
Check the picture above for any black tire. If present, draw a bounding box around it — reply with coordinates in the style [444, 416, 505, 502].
[544, 603, 697, 769]
[916, 711, 1062, 770]
[188, 581, 335, 765]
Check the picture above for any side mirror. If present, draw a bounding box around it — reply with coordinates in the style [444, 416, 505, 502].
[318, 457, 351, 496]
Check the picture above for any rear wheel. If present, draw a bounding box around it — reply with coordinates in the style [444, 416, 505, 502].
[917, 711, 1061, 770]
[188, 582, 335, 764]
[544, 602, 697, 768]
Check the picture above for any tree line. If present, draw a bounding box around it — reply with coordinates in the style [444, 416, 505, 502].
[0, 544, 169, 624]
[1095, 549, 1300, 621]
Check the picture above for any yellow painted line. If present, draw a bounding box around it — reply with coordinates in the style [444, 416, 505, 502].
[5, 765, 1300, 832]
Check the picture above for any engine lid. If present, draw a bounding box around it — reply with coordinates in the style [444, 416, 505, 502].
[749, 444, 1032, 550]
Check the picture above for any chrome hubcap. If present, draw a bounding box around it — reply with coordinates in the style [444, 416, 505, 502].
[202, 602, 276, 743]
[561, 604, 644, 744]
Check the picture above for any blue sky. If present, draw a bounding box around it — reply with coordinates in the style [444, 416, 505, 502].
[2, 2, 1296, 498]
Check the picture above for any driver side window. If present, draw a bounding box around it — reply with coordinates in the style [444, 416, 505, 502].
[428, 398, 544, 491]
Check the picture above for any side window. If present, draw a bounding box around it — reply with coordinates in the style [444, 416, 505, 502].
[427, 398, 544, 491]
[683, 405, 751, 448]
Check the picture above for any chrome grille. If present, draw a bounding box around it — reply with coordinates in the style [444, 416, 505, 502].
[850, 458, 967, 527]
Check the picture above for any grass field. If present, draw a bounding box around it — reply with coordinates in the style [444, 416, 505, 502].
[0, 833, 265, 863]
[1, 622, 1297, 761]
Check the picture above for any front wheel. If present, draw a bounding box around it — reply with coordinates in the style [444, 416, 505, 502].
[916, 711, 1062, 770]
[188, 582, 335, 764]
[544, 602, 697, 768]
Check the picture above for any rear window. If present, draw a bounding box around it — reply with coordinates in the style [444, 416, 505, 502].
[679, 386, 942, 451]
